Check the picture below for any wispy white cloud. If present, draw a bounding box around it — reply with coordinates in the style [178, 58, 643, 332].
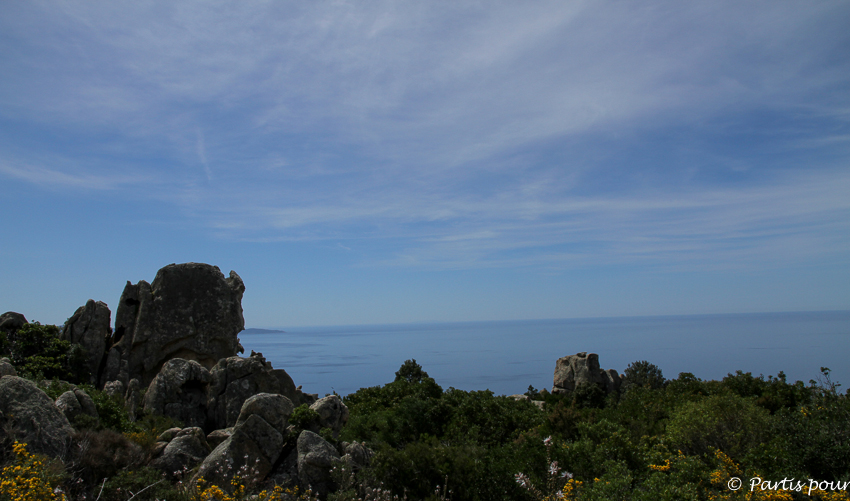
[1, 1, 848, 275]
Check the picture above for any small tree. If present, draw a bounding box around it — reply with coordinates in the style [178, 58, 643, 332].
[621, 360, 665, 393]
[394, 359, 429, 383]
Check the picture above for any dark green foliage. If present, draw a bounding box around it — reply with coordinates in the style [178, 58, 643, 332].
[621, 360, 666, 393]
[394, 358, 429, 383]
[665, 392, 772, 462]
[1, 322, 75, 380]
[290, 403, 320, 431]
[777, 367, 850, 481]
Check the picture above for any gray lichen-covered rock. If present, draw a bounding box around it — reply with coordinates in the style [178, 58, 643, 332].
[55, 388, 99, 427]
[101, 263, 246, 388]
[62, 300, 111, 384]
[0, 357, 16, 377]
[552, 352, 622, 395]
[144, 359, 211, 429]
[151, 427, 211, 478]
[235, 393, 294, 436]
[0, 312, 27, 333]
[297, 430, 340, 499]
[0, 376, 73, 458]
[310, 395, 349, 437]
[206, 354, 286, 430]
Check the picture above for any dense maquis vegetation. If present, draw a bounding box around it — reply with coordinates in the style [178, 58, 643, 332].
[1, 323, 850, 500]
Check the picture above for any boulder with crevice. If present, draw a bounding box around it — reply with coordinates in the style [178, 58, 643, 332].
[62, 300, 111, 384]
[0, 376, 73, 458]
[55, 388, 99, 428]
[144, 359, 211, 429]
[101, 263, 246, 388]
[297, 430, 340, 500]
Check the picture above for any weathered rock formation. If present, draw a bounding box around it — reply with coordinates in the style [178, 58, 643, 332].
[0, 376, 73, 458]
[55, 388, 99, 427]
[150, 427, 211, 478]
[101, 263, 246, 388]
[62, 300, 111, 384]
[552, 352, 622, 395]
[207, 353, 313, 431]
[194, 393, 294, 491]
[0, 311, 27, 333]
[143, 359, 212, 429]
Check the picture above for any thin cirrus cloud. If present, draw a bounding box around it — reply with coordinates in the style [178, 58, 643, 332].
[1, 1, 849, 273]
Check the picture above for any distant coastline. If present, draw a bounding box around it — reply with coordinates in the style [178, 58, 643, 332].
[241, 327, 286, 335]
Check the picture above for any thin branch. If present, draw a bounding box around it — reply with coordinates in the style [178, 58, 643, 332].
[127, 479, 163, 501]
[95, 478, 107, 501]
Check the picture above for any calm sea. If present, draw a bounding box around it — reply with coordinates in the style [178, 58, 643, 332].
[238, 311, 850, 397]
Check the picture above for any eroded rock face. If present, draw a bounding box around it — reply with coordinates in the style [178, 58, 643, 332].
[552, 352, 622, 395]
[0, 376, 73, 458]
[297, 430, 340, 500]
[62, 300, 111, 384]
[144, 359, 212, 429]
[102, 263, 245, 388]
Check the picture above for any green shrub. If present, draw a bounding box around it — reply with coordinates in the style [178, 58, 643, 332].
[621, 361, 665, 393]
[290, 404, 320, 431]
[665, 392, 772, 462]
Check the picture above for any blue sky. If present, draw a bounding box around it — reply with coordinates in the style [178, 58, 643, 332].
[1, 1, 849, 328]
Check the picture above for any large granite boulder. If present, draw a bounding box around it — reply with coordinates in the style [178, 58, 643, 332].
[297, 430, 340, 499]
[144, 359, 212, 429]
[150, 427, 211, 479]
[193, 393, 293, 491]
[62, 300, 111, 384]
[207, 353, 309, 430]
[0, 312, 27, 333]
[552, 352, 622, 395]
[0, 376, 73, 458]
[55, 388, 99, 427]
[101, 263, 246, 388]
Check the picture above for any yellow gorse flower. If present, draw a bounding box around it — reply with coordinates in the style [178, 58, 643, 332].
[0, 442, 65, 501]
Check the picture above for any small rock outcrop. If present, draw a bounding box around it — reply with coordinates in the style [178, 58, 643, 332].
[309, 395, 349, 438]
[0, 312, 27, 333]
[0, 357, 16, 377]
[55, 388, 99, 427]
[297, 430, 340, 499]
[102, 263, 246, 388]
[62, 300, 111, 384]
[194, 393, 294, 491]
[150, 427, 211, 478]
[552, 352, 622, 395]
[0, 376, 73, 458]
[144, 359, 212, 429]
